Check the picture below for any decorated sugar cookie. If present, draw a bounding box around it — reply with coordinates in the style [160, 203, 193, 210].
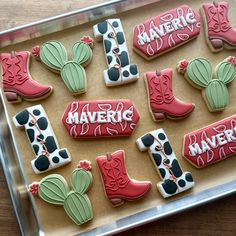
[183, 115, 236, 168]
[201, 1, 236, 52]
[29, 161, 93, 225]
[136, 129, 194, 198]
[133, 5, 200, 60]
[13, 105, 71, 174]
[93, 18, 139, 86]
[0, 51, 53, 103]
[62, 99, 140, 138]
[144, 69, 195, 121]
[177, 56, 236, 112]
[32, 36, 93, 95]
[96, 150, 151, 207]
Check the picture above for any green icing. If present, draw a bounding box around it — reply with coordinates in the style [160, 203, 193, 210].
[186, 58, 212, 88]
[72, 42, 93, 66]
[37, 166, 93, 225]
[204, 80, 228, 111]
[61, 62, 86, 94]
[39, 39, 93, 95]
[40, 41, 67, 71]
[38, 174, 69, 205]
[216, 61, 236, 84]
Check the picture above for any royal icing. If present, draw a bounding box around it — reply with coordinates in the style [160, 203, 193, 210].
[96, 150, 151, 206]
[62, 100, 140, 138]
[133, 5, 200, 59]
[13, 105, 71, 174]
[33, 37, 93, 95]
[177, 57, 236, 112]
[202, 1, 236, 51]
[183, 115, 236, 168]
[0, 51, 53, 103]
[29, 160, 93, 225]
[145, 69, 194, 121]
[136, 129, 194, 198]
[93, 18, 139, 86]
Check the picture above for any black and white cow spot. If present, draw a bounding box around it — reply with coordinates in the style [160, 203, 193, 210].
[141, 133, 154, 147]
[162, 179, 177, 195]
[15, 110, 29, 125]
[152, 153, 162, 166]
[33, 109, 41, 116]
[107, 55, 112, 64]
[27, 129, 35, 143]
[130, 65, 138, 75]
[104, 39, 111, 53]
[34, 155, 50, 172]
[158, 133, 166, 141]
[107, 67, 120, 81]
[116, 51, 129, 67]
[116, 32, 125, 45]
[163, 141, 173, 155]
[44, 136, 57, 153]
[33, 144, 39, 155]
[97, 21, 108, 34]
[112, 21, 119, 28]
[123, 70, 129, 77]
[59, 150, 69, 159]
[170, 159, 183, 178]
[52, 156, 60, 163]
[178, 179, 186, 187]
[37, 117, 48, 130]
[185, 173, 193, 182]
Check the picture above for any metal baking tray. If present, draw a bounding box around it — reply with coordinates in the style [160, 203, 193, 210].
[0, 0, 236, 235]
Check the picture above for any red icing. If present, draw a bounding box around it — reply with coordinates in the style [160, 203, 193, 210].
[202, 1, 236, 46]
[80, 36, 94, 48]
[31, 46, 40, 58]
[183, 115, 236, 168]
[62, 99, 140, 138]
[227, 56, 236, 66]
[29, 182, 39, 196]
[78, 160, 91, 171]
[133, 5, 200, 59]
[0, 51, 52, 102]
[145, 69, 194, 121]
[96, 150, 151, 206]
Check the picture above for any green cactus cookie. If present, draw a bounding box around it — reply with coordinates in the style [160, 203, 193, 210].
[29, 160, 93, 225]
[177, 56, 236, 112]
[33, 36, 93, 95]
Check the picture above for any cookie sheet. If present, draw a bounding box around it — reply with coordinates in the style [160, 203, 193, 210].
[1, 0, 236, 235]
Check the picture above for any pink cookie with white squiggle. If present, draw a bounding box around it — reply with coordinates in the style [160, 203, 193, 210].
[62, 99, 140, 138]
[133, 5, 201, 60]
[183, 115, 236, 168]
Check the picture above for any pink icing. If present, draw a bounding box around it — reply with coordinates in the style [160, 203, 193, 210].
[183, 115, 236, 168]
[133, 5, 200, 59]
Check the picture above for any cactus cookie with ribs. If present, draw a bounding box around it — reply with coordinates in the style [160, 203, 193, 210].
[32, 36, 93, 95]
[29, 160, 93, 225]
[177, 56, 236, 112]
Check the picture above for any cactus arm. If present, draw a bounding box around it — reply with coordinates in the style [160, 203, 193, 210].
[71, 168, 93, 194]
[216, 61, 236, 85]
[40, 40, 67, 71]
[186, 58, 212, 88]
[64, 192, 93, 225]
[204, 80, 228, 111]
[72, 41, 93, 66]
[38, 174, 69, 205]
[60, 62, 86, 94]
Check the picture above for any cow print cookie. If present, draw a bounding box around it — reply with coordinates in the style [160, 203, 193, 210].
[136, 129, 194, 198]
[93, 18, 139, 86]
[13, 105, 71, 174]
[183, 114, 236, 168]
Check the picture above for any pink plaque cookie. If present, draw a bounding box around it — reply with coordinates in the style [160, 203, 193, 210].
[183, 115, 236, 168]
[62, 99, 140, 138]
[133, 5, 201, 60]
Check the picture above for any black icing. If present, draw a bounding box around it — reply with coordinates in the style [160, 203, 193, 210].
[152, 153, 162, 166]
[116, 51, 129, 67]
[59, 150, 69, 159]
[158, 133, 166, 141]
[107, 67, 120, 81]
[112, 21, 119, 28]
[116, 32, 125, 45]
[37, 117, 48, 130]
[130, 64, 138, 75]
[26, 129, 34, 143]
[44, 136, 57, 153]
[123, 70, 129, 77]
[36, 134, 44, 142]
[170, 159, 183, 178]
[52, 156, 59, 163]
[34, 155, 50, 172]
[15, 110, 29, 125]
[185, 173, 193, 182]
[97, 21, 108, 34]
[141, 133, 154, 147]
[33, 109, 41, 116]
[163, 141, 173, 155]
[178, 179, 186, 187]
[33, 144, 39, 155]
[107, 55, 113, 65]
[104, 39, 111, 53]
[162, 179, 178, 195]
[159, 168, 166, 179]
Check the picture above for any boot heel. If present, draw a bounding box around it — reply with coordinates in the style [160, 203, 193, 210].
[153, 112, 166, 121]
[4, 91, 21, 103]
[209, 38, 223, 50]
[110, 198, 125, 207]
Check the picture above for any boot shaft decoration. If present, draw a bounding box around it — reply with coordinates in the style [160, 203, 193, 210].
[13, 104, 71, 174]
[93, 18, 139, 87]
[145, 68, 195, 121]
[29, 160, 93, 225]
[0, 51, 52, 103]
[177, 56, 236, 112]
[96, 150, 151, 207]
[32, 36, 93, 95]
[136, 129, 194, 198]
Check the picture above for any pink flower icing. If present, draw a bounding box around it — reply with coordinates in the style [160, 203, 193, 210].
[226, 56, 236, 66]
[31, 46, 40, 58]
[78, 160, 92, 171]
[177, 59, 189, 74]
[29, 182, 39, 196]
[80, 36, 94, 48]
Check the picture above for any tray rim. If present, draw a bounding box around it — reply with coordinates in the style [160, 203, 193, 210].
[0, 0, 236, 235]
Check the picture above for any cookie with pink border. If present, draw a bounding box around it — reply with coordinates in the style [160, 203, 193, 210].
[62, 99, 139, 138]
[183, 115, 236, 168]
[133, 5, 200, 60]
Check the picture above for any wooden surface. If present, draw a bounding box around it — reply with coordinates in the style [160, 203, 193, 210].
[0, 1, 236, 235]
